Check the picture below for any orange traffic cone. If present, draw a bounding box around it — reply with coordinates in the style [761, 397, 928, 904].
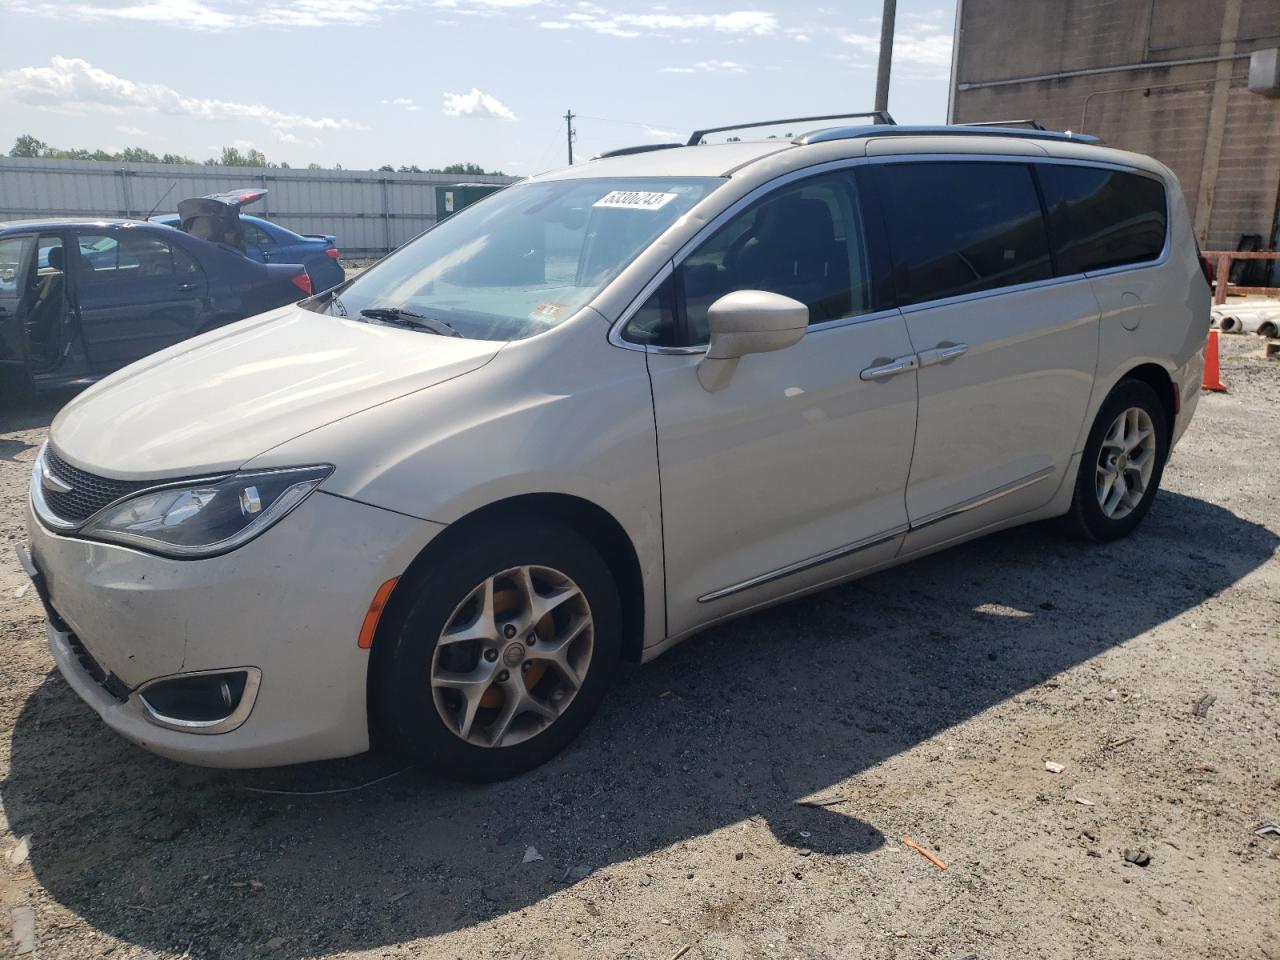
[1202, 329, 1228, 393]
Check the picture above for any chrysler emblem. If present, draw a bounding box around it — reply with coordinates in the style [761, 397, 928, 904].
[41, 465, 73, 495]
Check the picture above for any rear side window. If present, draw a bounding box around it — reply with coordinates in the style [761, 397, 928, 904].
[1037, 165, 1167, 274]
[78, 232, 184, 280]
[872, 162, 1052, 306]
[243, 222, 275, 248]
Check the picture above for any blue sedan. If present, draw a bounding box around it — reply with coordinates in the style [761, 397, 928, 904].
[153, 190, 346, 291]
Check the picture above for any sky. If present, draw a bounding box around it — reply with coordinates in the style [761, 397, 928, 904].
[0, 0, 957, 177]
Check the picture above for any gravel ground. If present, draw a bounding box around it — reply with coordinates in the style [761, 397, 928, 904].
[0, 335, 1277, 960]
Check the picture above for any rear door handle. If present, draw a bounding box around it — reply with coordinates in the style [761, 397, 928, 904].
[177, 281, 199, 292]
[860, 354, 918, 381]
[917, 342, 968, 367]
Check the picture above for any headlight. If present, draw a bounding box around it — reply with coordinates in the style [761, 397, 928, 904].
[80, 466, 332, 558]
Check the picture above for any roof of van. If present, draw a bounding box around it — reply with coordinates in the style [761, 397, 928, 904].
[532, 126, 1168, 182]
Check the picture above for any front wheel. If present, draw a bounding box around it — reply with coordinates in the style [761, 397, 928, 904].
[372, 519, 621, 782]
[1063, 379, 1170, 542]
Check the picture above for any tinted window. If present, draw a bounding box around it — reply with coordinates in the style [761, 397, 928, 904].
[623, 274, 677, 346]
[875, 162, 1052, 306]
[0, 236, 34, 295]
[1038, 165, 1167, 274]
[243, 222, 275, 248]
[627, 171, 873, 347]
[171, 243, 202, 274]
[78, 233, 179, 281]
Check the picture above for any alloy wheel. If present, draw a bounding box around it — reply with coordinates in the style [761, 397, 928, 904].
[430, 565, 593, 748]
[1094, 406, 1157, 520]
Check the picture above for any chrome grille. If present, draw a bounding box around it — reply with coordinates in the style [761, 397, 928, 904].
[41, 447, 152, 526]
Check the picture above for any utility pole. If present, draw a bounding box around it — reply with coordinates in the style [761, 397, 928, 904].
[873, 0, 897, 117]
[564, 109, 576, 166]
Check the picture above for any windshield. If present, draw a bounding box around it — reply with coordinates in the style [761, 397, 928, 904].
[321, 177, 722, 341]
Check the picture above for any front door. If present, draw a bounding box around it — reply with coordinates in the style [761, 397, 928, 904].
[0, 234, 35, 370]
[637, 169, 919, 637]
[72, 229, 209, 371]
[866, 161, 1100, 551]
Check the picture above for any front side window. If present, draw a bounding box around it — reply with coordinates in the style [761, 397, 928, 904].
[1037, 165, 1167, 274]
[325, 177, 721, 342]
[626, 170, 875, 347]
[872, 162, 1053, 306]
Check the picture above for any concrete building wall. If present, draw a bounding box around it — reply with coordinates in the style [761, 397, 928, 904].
[950, 0, 1280, 251]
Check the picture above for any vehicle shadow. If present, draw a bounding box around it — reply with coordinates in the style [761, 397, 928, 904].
[3, 490, 1275, 958]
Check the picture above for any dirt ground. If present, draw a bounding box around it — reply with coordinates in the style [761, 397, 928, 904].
[0, 335, 1277, 960]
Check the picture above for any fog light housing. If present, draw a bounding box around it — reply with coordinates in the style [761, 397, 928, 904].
[137, 668, 261, 734]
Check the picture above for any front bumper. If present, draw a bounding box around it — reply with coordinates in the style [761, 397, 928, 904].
[24, 490, 440, 768]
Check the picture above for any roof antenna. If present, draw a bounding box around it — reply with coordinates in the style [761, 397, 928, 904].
[142, 180, 178, 222]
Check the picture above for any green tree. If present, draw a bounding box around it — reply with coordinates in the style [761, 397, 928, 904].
[120, 147, 161, 163]
[378, 163, 395, 172]
[10, 135, 49, 157]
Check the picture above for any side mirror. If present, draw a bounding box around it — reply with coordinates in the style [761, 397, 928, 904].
[698, 289, 808, 392]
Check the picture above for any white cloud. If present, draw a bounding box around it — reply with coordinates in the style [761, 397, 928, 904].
[441, 88, 517, 120]
[841, 10, 953, 71]
[542, 8, 777, 37]
[0, 57, 366, 135]
[660, 59, 747, 74]
[841, 30, 952, 69]
[432, 0, 541, 10]
[116, 124, 147, 136]
[9, 0, 414, 30]
[382, 97, 422, 111]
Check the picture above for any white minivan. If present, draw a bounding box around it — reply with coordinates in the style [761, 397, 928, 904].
[21, 120, 1210, 780]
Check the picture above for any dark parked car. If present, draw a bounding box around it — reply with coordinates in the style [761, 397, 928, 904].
[153, 189, 346, 291]
[0, 218, 312, 392]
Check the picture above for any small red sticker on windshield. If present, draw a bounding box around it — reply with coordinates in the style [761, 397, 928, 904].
[531, 301, 568, 321]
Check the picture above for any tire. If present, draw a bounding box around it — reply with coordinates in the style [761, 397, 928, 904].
[372, 519, 621, 782]
[1063, 379, 1170, 542]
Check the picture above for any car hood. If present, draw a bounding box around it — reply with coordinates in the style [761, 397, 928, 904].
[50, 306, 505, 479]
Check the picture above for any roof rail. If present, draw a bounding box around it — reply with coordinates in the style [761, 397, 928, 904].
[960, 119, 1046, 130]
[793, 124, 1100, 146]
[592, 142, 685, 160]
[687, 111, 895, 146]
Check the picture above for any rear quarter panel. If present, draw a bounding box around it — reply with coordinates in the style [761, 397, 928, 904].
[1077, 169, 1209, 451]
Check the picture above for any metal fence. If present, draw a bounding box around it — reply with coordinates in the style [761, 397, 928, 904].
[0, 158, 518, 257]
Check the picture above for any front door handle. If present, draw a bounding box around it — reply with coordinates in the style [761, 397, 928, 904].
[917, 342, 968, 367]
[177, 281, 199, 292]
[860, 354, 918, 381]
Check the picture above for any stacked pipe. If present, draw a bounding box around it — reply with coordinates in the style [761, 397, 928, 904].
[1211, 302, 1280, 339]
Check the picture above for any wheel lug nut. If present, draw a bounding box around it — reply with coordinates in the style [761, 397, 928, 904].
[503, 624, 517, 639]
[522, 661, 531, 672]
[497, 670, 509, 682]
[526, 634, 536, 646]
[483, 649, 498, 662]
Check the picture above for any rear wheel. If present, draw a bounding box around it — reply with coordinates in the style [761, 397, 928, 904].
[373, 520, 621, 781]
[1063, 379, 1170, 541]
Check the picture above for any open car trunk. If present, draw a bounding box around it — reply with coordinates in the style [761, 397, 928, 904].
[176, 189, 267, 252]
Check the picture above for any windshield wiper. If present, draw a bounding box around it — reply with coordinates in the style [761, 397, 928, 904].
[358, 307, 462, 337]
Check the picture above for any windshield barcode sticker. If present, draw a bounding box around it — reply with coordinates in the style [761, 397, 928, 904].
[593, 191, 678, 211]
